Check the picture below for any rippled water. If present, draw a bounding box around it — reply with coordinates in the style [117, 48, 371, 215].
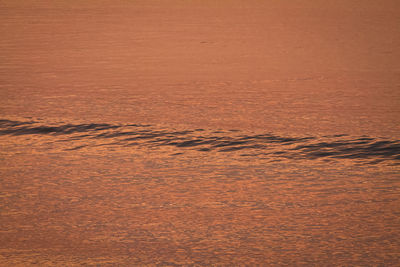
[1, 119, 400, 163]
[1, 1, 400, 266]
[1, 117, 399, 265]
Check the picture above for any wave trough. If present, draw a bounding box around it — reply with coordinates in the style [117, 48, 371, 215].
[1, 119, 399, 163]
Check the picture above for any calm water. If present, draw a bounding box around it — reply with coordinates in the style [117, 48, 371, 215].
[1, 1, 400, 266]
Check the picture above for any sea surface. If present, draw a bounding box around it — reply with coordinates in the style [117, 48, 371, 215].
[1, 1, 400, 266]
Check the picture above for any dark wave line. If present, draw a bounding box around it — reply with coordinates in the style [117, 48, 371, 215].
[1, 119, 399, 162]
[0, 120, 120, 135]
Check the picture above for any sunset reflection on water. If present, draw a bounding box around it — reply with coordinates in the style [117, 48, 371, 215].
[1, 0, 400, 265]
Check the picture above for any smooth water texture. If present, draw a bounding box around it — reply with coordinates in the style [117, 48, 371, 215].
[1, 1, 400, 265]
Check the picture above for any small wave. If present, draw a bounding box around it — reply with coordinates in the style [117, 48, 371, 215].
[1, 119, 399, 163]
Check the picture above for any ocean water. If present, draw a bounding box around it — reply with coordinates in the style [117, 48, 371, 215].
[1, 1, 400, 266]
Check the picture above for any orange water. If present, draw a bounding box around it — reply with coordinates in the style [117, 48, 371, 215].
[1, 1, 399, 265]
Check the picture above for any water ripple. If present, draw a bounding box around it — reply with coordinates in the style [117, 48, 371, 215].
[1, 119, 399, 163]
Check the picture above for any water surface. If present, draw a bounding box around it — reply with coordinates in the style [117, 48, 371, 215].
[1, 0, 400, 265]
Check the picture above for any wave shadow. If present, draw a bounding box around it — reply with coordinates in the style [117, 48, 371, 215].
[1, 119, 399, 163]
